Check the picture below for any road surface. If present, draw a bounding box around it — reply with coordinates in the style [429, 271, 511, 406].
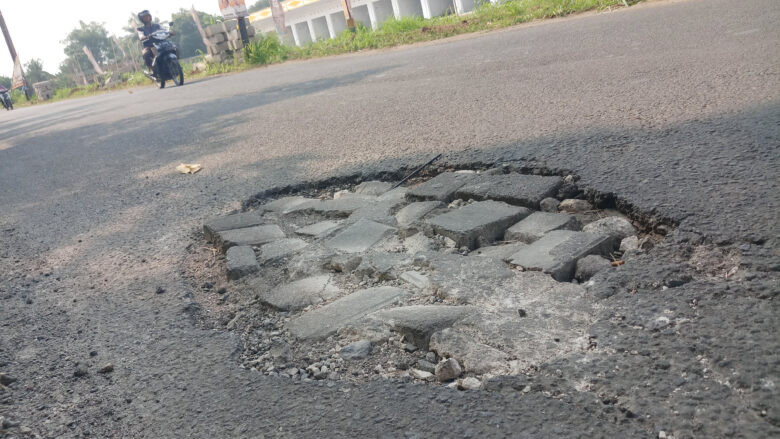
[0, 0, 777, 437]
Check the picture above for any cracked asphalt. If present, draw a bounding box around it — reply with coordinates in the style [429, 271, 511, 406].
[0, 0, 778, 437]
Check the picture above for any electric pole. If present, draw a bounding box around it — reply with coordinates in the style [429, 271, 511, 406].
[0, 9, 31, 99]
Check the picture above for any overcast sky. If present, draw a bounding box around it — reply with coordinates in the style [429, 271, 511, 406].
[0, 1, 226, 77]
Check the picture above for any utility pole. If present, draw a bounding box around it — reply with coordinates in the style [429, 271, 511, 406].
[190, 7, 210, 49]
[0, 9, 31, 99]
[341, 0, 356, 33]
[82, 46, 105, 75]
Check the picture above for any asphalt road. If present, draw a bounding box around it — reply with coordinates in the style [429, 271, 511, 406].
[1, 0, 778, 437]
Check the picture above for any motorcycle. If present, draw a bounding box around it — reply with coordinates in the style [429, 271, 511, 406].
[143, 28, 184, 89]
[0, 90, 13, 110]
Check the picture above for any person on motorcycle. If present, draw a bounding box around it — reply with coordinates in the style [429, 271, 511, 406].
[136, 10, 174, 76]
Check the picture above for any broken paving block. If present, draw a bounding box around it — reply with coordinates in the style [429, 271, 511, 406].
[395, 201, 444, 228]
[295, 220, 343, 238]
[262, 196, 312, 214]
[422, 253, 514, 304]
[355, 252, 411, 280]
[287, 286, 411, 340]
[508, 230, 612, 281]
[406, 172, 478, 203]
[325, 219, 396, 253]
[429, 329, 508, 375]
[258, 275, 340, 311]
[504, 211, 580, 244]
[455, 174, 562, 209]
[218, 224, 285, 251]
[259, 238, 308, 263]
[286, 197, 374, 217]
[370, 305, 477, 350]
[225, 245, 259, 280]
[472, 242, 528, 262]
[354, 181, 393, 196]
[203, 211, 264, 243]
[399, 271, 431, 289]
[427, 200, 530, 249]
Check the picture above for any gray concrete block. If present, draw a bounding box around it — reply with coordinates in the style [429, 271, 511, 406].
[225, 246, 259, 280]
[399, 271, 431, 289]
[456, 174, 562, 209]
[295, 220, 343, 238]
[472, 242, 528, 262]
[406, 172, 478, 202]
[354, 181, 393, 196]
[508, 230, 612, 281]
[325, 219, 396, 253]
[218, 225, 285, 251]
[355, 252, 411, 280]
[263, 196, 312, 214]
[504, 211, 580, 244]
[259, 238, 308, 263]
[204, 211, 264, 243]
[259, 275, 340, 311]
[395, 201, 444, 228]
[287, 286, 411, 340]
[370, 305, 477, 350]
[421, 253, 514, 303]
[427, 200, 531, 249]
[287, 197, 375, 217]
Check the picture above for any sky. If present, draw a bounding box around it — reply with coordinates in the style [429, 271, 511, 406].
[0, 1, 227, 78]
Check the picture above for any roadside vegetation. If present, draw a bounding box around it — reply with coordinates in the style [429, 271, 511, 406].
[6, 0, 632, 108]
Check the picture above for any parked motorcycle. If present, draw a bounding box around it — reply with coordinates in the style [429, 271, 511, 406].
[143, 29, 184, 89]
[0, 90, 13, 110]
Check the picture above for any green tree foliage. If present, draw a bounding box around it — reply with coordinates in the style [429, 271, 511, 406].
[248, 0, 271, 13]
[170, 9, 221, 59]
[24, 59, 55, 84]
[61, 21, 115, 74]
[0, 76, 11, 88]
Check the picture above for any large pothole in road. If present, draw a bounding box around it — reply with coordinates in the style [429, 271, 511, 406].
[194, 165, 669, 390]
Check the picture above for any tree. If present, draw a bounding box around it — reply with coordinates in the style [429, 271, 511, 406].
[61, 21, 115, 74]
[170, 9, 221, 59]
[0, 76, 10, 88]
[24, 59, 55, 84]
[248, 0, 271, 13]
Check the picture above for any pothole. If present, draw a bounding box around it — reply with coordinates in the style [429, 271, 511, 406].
[195, 164, 671, 390]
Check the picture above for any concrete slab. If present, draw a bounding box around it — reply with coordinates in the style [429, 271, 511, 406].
[395, 201, 444, 228]
[429, 329, 508, 374]
[218, 225, 285, 251]
[203, 211, 264, 243]
[354, 181, 393, 196]
[295, 220, 343, 238]
[347, 196, 405, 225]
[259, 275, 340, 311]
[286, 197, 374, 217]
[259, 238, 308, 263]
[406, 172, 478, 202]
[508, 230, 612, 281]
[325, 219, 396, 253]
[263, 196, 312, 214]
[287, 286, 411, 340]
[427, 200, 531, 249]
[370, 305, 477, 350]
[225, 245, 259, 280]
[504, 211, 580, 244]
[355, 252, 411, 280]
[421, 253, 514, 303]
[399, 271, 431, 289]
[456, 174, 562, 209]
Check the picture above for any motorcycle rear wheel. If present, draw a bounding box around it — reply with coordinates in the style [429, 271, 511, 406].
[169, 60, 184, 86]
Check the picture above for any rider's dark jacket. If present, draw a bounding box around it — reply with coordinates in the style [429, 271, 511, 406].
[137, 23, 162, 48]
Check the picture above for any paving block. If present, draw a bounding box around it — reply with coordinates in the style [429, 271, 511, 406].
[355, 252, 411, 280]
[395, 201, 444, 228]
[259, 238, 308, 263]
[422, 253, 514, 303]
[504, 211, 580, 244]
[399, 271, 431, 289]
[370, 305, 477, 350]
[259, 275, 340, 311]
[508, 230, 612, 281]
[354, 181, 393, 196]
[456, 174, 562, 209]
[225, 246, 259, 280]
[472, 242, 528, 262]
[348, 197, 404, 225]
[204, 211, 264, 243]
[295, 220, 343, 238]
[427, 200, 531, 249]
[325, 219, 396, 253]
[263, 196, 312, 213]
[406, 172, 478, 202]
[218, 225, 285, 251]
[287, 286, 411, 340]
[287, 197, 375, 217]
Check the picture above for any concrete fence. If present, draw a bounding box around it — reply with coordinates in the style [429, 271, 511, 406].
[203, 18, 257, 62]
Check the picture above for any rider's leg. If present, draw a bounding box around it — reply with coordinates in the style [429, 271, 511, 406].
[143, 48, 154, 73]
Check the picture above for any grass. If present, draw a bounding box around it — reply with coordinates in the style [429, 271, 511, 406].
[16, 0, 633, 107]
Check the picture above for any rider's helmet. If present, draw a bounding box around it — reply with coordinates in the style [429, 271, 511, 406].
[137, 10, 152, 23]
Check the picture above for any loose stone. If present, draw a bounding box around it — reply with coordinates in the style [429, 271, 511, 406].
[98, 363, 114, 374]
[574, 255, 612, 281]
[416, 360, 436, 374]
[340, 340, 372, 360]
[539, 197, 560, 213]
[582, 216, 637, 242]
[458, 377, 482, 390]
[435, 358, 463, 382]
[558, 199, 593, 213]
[409, 368, 434, 381]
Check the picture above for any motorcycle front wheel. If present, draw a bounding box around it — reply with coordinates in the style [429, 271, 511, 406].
[169, 59, 184, 86]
